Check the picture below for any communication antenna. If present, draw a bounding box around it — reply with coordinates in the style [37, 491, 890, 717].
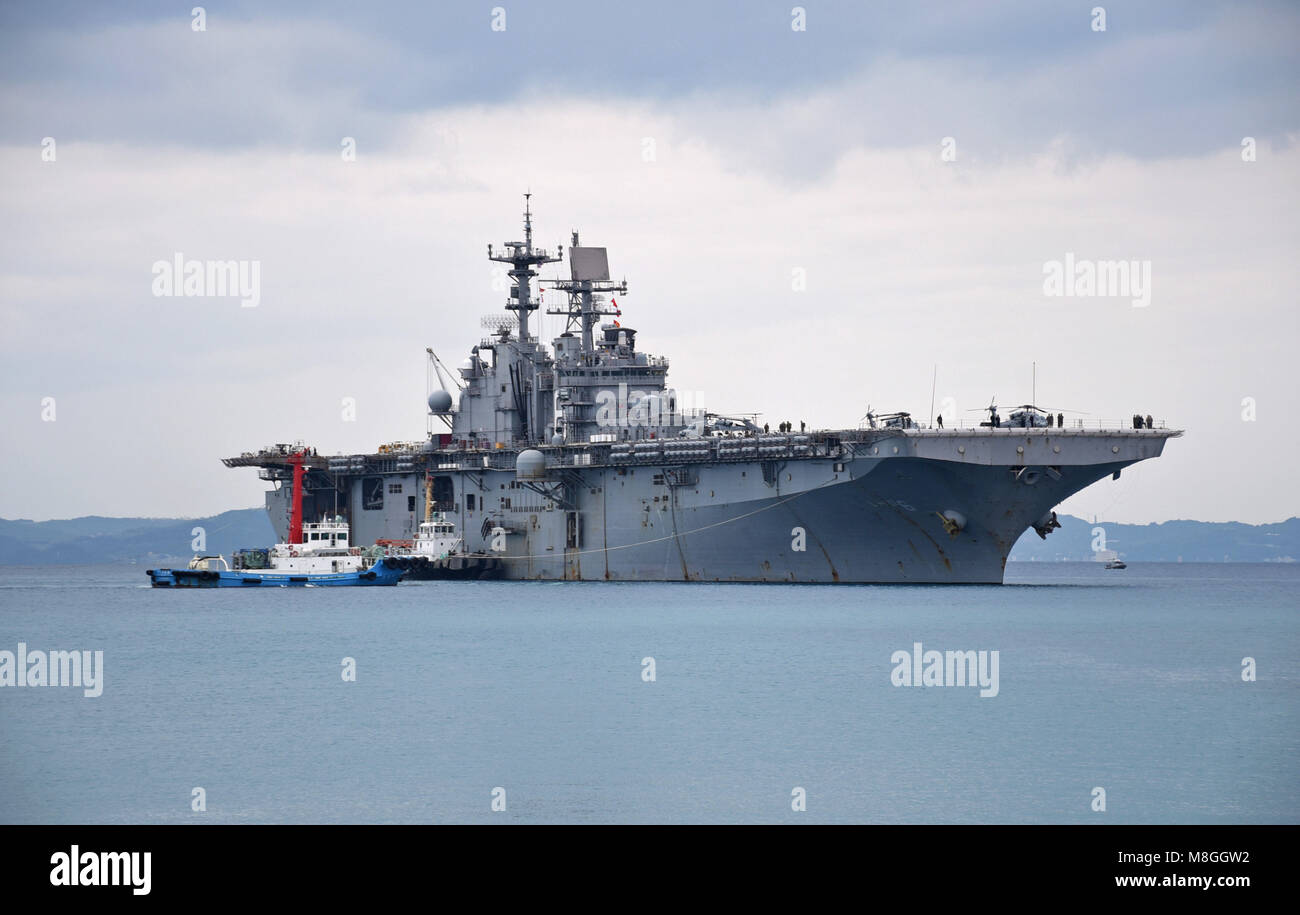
[486, 193, 561, 341]
[929, 364, 937, 426]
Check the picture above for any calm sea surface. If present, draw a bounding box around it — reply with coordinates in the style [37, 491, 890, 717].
[1, 562, 1295, 824]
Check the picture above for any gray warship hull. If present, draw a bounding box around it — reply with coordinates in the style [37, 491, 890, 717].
[245, 427, 1170, 584]
[228, 198, 1179, 584]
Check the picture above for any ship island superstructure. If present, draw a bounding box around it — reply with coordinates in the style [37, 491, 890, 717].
[224, 198, 1180, 583]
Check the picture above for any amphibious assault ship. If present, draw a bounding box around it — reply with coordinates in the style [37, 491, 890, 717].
[224, 198, 1180, 583]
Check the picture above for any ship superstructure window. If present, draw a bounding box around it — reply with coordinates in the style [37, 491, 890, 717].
[388, 483, 403, 494]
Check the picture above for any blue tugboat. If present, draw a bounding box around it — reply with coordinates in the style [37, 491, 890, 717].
[147, 450, 403, 588]
[146, 529, 403, 588]
[147, 543, 400, 587]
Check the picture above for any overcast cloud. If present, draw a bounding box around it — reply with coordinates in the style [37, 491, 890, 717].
[1, 2, 1297, 523]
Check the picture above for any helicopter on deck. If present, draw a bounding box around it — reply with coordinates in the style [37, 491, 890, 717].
[969, 399, 1082, 429]
[1006, 404, 1054, 428]
[860, 406, 916, 430]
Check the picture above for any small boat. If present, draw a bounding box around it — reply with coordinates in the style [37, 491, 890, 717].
[412, 515, 465, 560]
[148, 448, 401, 586]
[381, 514, 502, 580]
[147, 519, 403, 587]
[1094, 548, 1126, 570]
[149, 448, 403, 588]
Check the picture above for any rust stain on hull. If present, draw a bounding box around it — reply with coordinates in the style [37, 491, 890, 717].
[893, 505, 954, 573]
[785, 500, 840, 583]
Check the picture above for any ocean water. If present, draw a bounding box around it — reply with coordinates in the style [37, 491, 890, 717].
[0, 562, 1295, 824]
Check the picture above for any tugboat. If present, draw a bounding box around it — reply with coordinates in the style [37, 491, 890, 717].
[147, 518, 402, 588]
[412, 514, 464, 559]
[381, 514, 503, 580]
[147, 451, 403, 588]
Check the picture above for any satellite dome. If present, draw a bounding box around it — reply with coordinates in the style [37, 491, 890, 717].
[516, 449, 546, 481]
[427, 390, 453, 413]
[458, 358, 474, 373]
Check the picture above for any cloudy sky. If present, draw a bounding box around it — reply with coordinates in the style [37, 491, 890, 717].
[1, 1, 1297, 524]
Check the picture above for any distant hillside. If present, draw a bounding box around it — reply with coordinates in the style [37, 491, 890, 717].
[0, 509, 1295, 565]
[0, 509, 275, 565]
[1010, 515, 1299, 562]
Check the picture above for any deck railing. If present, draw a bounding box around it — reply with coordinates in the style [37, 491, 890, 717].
[902, 419, 1172, 431]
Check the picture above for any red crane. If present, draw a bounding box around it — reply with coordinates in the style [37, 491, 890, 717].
[287, 451, 308, 545]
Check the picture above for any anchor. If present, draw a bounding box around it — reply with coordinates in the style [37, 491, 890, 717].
[1032, 510, 1061, 540]
[935, 510, 966, 538]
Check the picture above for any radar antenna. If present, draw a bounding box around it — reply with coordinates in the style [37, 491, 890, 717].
[545, 230, 628, 357]
[479, 313, 519, 338]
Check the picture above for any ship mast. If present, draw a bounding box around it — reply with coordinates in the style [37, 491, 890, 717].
[487, 193, 561, 342]
[545, 230, 627, 358]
